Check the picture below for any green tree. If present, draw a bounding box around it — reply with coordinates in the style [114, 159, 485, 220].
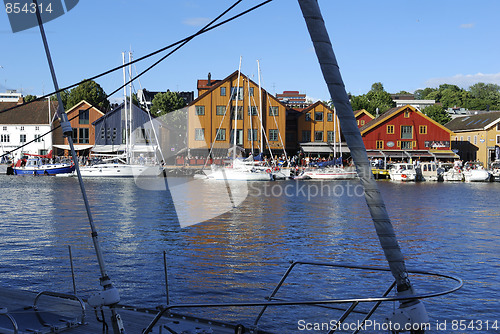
[24, 94, 38, 103]
[66, 80, 110, 111]
[423, 104, 451, 125]
[50, 90, 70, 110]
[150, 91, 186, 117]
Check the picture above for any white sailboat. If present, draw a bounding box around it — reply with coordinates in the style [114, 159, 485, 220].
[79, 52, 162, 178]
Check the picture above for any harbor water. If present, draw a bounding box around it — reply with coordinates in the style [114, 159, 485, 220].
[0, 174, 499, 333]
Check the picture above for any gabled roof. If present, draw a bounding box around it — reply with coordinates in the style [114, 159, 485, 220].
[65, 100, 105, 116]
[354, 109, 375, 119]
[359, 105, 454, 135]
[189, 70, 285, 108]
[299, 100, 333, 114]
[92, 102, 149, 125]
[445, 111, 500, 132]
[0, 100, 58, 125]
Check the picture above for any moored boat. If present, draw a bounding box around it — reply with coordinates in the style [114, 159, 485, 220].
[489, 160, 500, 182]
[12, 156, 75, 176]
[463, 161, 491, 182]
[389, 163, 417, 181]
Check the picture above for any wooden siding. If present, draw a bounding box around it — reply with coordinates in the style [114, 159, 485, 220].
[64, 101, 104, 146]
[188, 73, 286, 154]
[297, 102, 341, 143]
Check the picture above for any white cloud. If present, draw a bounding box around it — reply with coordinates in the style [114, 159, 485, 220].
[460, 23, 475, 29]
[183, 17, 211, 27]
[425, 72, 500, 89]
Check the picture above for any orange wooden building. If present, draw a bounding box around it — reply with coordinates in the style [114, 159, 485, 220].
[187, 71, 286, 157]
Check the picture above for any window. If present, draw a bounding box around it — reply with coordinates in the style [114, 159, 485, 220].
[474, 135, 477, 145]
[400, 141, 412, 149]
[35, 126, 39, 131]
[419, 125, 427, 134]
[73, 128, 78, 140]
[269, 106, 279, 116]
[387, 125, 394, 134]
[0, 134, 10, 142]
[34, 135, 42, 142]
[230, 87, 243, 100]
[305, 113, 311, 121]
[79, 128, 89, 143]
[360, 120, 365, 126]
[460, 136, 463, 141]
[107, 128, 111, 140]
[195, 106, 205, 116]
[230, 129, 243, 145]
[195, 128, 205, 141]
[112, 128, 117, 141]
[231, 106, 243, 120]
[302, 130, 311, 142]
[327, 131, 335, 142]
[79, 109, 89, 124]
[404, 110, 410, 118]
[248, 106, 258, 116]
[216, 129, 226, 141]
[327, 113, 333, 122]
[249, 87, 254, 97]
[2, 126, 6, 131]
[314, 131, 323, 142]
[314, 112, 323, 121]
[216, 105, 226, 116]
[220, 87, 226, 96]
[19, 134, 26, 143]
[467, 136, 471, 142]
[497, 123, 500, 131]
[269, 129, 279, 141]
[497, 135, 500, 144]
[376, 140, 384, 149]
[20, 126, 25, 131]
[100, 128, 105, 139]
[401, 125, 413, 139]
[248, 129, 258, 141]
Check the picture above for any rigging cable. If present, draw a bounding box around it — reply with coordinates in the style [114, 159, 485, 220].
[0, 0, 273, 160]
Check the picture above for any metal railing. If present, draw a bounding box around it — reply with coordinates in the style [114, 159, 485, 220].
[142, 260, 463, 334]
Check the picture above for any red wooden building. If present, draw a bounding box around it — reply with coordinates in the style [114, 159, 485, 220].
[354, 109, 374, 128]
[359, 105, 457, 161]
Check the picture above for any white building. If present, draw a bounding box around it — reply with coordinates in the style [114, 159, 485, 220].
[0, 90, 23, 102]
[393, 99, 436, 110]
[0, 99, 57, 160]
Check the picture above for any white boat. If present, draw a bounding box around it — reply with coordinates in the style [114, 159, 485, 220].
[439, 163, 463, 181]
[490, 160, 500, 182]
[79, 161, 162, 177]
[207, 159, 273, 181]
[463, 161, 491, 182]
[294, 165, 357, 180]
[389, 163, 417, 181]
[417, 162, 439, 181]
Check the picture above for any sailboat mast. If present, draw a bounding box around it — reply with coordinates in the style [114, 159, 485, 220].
[297, 0, 414, 293]
[257, 60, 263, 154]
[333, 105, 337, 158]
[122, 52, 129, 164]
[233, 56, 242, 162]
[129, 51, 133, 164]
[248, 78, 254, 156]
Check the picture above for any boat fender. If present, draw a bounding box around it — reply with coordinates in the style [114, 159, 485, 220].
[274, 166, 279, 171]
[234, 324, 245, 334]
[401, 174, 407, 179]
[266, 169, 271, 173]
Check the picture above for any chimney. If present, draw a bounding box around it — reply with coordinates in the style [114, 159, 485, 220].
[207, 72, 211, 86]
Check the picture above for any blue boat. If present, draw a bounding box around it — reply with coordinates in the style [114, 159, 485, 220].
[12, 155, 75, 176]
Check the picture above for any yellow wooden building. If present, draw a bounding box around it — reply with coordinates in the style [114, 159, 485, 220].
[187, 71, 286, 158]
[445, 111, 500, 166]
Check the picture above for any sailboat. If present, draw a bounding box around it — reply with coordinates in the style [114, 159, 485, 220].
[294, 107, 357, 180]
[79, 52, 162, 178]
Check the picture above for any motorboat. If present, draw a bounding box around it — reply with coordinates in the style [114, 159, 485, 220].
[389, 163, 417, 181]
[417, 162, 439, 181]
[439, 163, 463, 182]
[463, 161, 490, 182]
[12, 157, 75, 176]
[490, 160, 500, 182]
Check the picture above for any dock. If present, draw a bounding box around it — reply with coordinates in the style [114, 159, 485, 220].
[0, 287, 241, 333]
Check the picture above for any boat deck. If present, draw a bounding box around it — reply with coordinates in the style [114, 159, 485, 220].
[0, 287, 241, 334]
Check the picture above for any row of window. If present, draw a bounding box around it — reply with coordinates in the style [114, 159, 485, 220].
[301, 130, 336, 142]
[385, 125, 427, 137]
[195, 128, 280, 142]
[2, 126, 41, 131]
[72, 128, 90, 144]
[305, 112, 334, 122]
[219, 86, 255, 99]
[376, 140, 415, 150]
[196, 105, 280, 117]
[0, 134, 44, 143]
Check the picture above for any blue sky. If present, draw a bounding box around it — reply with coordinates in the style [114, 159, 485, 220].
[1, 0, 500, 103]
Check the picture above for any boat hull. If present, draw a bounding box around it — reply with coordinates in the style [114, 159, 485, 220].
[79, 164, 162, 177]
[13, 164, 75, 176]
[463, 169, 490, 182]
[207, 168, 273, 181]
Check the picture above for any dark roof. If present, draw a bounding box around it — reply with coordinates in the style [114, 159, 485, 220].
[0, 100, 58, 125]
[197, 79, 223, 90]
[445, 111, 500, 131]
